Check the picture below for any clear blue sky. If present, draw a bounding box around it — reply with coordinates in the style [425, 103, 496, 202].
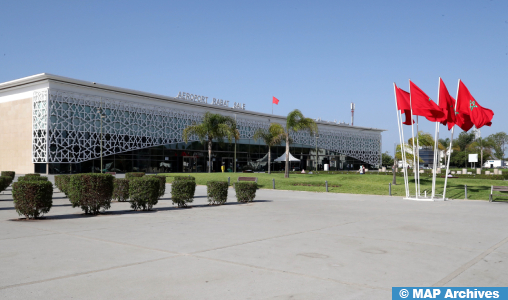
[1, 0, 506, 154]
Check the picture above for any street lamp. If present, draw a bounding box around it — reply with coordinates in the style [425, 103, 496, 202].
[97, 104, 106, 173]
[234, 114, 237, 173]
[315, 133, 319, 171]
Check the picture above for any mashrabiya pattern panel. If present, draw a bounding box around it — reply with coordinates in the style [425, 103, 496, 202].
[32, 90, 48, 163]
[39, 88, 381, 165]
[46, 89, 202, 163]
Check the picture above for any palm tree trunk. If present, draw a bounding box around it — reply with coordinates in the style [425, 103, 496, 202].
[208, 139, 212, 173]
[268, 146, 271, 174]
[285, 135, 290, 178]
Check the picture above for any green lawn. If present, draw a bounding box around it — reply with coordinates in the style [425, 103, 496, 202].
[159, 172, 508, 201]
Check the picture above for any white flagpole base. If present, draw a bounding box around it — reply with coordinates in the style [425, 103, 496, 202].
[403, 196, 446, 202]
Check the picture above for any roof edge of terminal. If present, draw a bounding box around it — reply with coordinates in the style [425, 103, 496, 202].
[0, 73, 386, 132]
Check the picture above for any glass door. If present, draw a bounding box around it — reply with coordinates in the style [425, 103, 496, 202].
[222, 157, 234, 172]
[183, 156, 197, 172]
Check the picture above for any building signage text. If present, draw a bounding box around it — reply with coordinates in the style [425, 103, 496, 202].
[177, 91, 246, 110]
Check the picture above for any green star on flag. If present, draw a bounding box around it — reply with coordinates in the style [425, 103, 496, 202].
[469, 99, 478, 111]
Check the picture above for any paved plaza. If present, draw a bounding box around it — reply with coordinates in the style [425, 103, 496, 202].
[1, 178, 508, 299]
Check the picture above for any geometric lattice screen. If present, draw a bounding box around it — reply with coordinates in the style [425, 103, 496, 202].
[32, 90, 49, 163]
[32, 89, 382, 166]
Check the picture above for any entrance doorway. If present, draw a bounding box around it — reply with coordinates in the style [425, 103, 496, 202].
[222, 157, 234, 172]
[183, 156, 197, 172]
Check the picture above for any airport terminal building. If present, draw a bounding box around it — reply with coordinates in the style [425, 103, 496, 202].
[0, 74, 384, 174]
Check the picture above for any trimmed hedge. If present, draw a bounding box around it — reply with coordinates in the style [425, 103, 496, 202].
[113, 178, 130, 202]
[12, 180, 53, 219]
[1, 171, 15, 178]
[17, 175, 48, 182]
[125, 172, 145, 179]
[153, 175, 166, 198]
[1, 171, 15, 185]
[174, 176, 195, 182]
[171, 180, 196, 207]
[68, 173, 114, 215]
[206, 181, 228, 205]
[0, 176, 9, 192]
[54, 175, 71, 196]
[129, 177, 159, 210]
[24, 173, 40, 178]
[235, 182, 257, 203]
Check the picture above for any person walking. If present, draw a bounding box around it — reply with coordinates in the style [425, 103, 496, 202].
[359, 165, 364, 175]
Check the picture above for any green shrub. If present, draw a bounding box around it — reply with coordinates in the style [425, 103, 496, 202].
[125, 172, 145, 179]
[17, 175, 48, 182]
[1, 171, 15, 185]
[113, 178, 129, 202]
[235, 182, 257, 202]
[206, 181, 228, 205]
[12, 180, 53, 219]
[1, 171, 15, 178]
[54, 175, 71, 196]
[68, 173, 114, 215]
[0, 176, 9, 192]
[153, 175, 166, 198]
[174, 176, 195, 182]
[171, 180, 196, 207]
[24, 174, 41, 178]
[129, 177, 159, 210]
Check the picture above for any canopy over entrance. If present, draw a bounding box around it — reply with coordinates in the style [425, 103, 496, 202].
[274, 152, 300, 162]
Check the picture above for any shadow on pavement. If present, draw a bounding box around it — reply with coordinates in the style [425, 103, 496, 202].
[6, 199, 271, 220]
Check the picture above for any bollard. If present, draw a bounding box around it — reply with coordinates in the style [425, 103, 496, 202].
[465, 184, 467, 199]
[424, 191, 427, 198]
[389, 183, 391, 196]
[228, 177, 230, 186]
[326, 181, 328, 192]
[272, 178, 275, 189]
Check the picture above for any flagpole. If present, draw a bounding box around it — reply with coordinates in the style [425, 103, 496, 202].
[272, 101, 273, 115]
[409, 80, 418, 198]
[400, 111, 410, 197]
[393, 83, 409, 197]
[443, 79, 460, 200]
[431, 78, 441, 199]
[416, 115, 421, 197]
[432, 118, 440, 198]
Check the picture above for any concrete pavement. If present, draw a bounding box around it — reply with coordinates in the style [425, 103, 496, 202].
[1, 178, 508, 299]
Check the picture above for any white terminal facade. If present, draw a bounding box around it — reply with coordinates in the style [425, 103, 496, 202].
[0, 74, 384, 174]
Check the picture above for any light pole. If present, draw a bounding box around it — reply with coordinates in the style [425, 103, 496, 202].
[315, 133, 319, 171]
[97, 103, 106, 173]
[234, 114, 237, 173]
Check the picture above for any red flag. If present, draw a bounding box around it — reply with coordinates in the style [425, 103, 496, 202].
[272, 96, 279, 105]
[444, 96, 474, 132]
[455, 108, 475, 132]
[456, 80, 493, 129]
[438, 78, 456, 130]
[409, 81, 445, 121]
[394, 83, 413, 125]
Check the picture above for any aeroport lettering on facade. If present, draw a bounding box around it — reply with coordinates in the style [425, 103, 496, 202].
[177, 91, 246, 110]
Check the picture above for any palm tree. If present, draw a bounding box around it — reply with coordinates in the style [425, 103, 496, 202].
[274, 109, 317, 178]
[182, 112, 236, 173]
[253, 123, 285, 174]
